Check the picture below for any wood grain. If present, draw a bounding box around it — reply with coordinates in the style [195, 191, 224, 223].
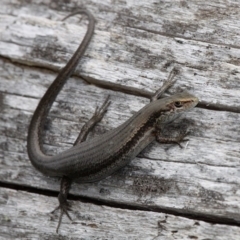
[0, 0, 240, 238]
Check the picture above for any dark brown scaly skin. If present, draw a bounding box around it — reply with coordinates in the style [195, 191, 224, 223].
[27, 9, 199, 232]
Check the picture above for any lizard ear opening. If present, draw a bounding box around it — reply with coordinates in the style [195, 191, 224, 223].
[174, 101, 183, 108]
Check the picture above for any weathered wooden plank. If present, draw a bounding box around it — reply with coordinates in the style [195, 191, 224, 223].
[0, 0, 240, 106]
[0, 0, 240, 237]
[0, 59, 240, 224]
[1, 188, 240, 238]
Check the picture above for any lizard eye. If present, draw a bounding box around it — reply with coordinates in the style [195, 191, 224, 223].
[174, 101, 183, 108]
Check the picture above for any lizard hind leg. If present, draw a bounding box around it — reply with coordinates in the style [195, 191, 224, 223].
[52, 176, 72, 233]
[74, 95, 111, 145]
[53, 96, 111, 233]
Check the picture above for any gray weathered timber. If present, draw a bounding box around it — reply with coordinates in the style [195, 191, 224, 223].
[1, 188, 240, 239]
[0, 0, 240, 238]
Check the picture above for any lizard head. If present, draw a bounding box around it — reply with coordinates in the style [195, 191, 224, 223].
[155, 91, 199, 125]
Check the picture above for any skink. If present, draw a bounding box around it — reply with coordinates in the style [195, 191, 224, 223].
[27, 9, 198, 231]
